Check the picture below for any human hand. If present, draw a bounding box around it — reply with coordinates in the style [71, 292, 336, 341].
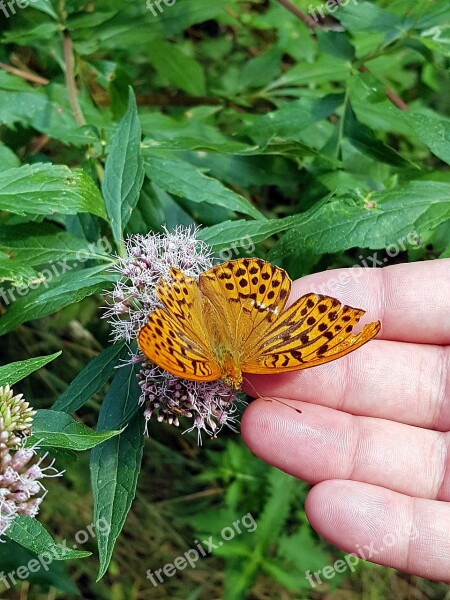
[241, 259, 450, 582]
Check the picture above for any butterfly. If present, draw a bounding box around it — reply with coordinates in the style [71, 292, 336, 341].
[137, 258, 381, 390]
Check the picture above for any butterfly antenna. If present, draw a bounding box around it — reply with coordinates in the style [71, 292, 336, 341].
[242, 376, 302, 415]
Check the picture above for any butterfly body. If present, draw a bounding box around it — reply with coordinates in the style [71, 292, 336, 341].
[137, 258, 381, 389]
[214, 347, 243, 390]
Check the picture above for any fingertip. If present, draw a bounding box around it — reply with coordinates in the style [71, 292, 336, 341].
[241, 397, 273, 452]
[241, 397, 306, 467]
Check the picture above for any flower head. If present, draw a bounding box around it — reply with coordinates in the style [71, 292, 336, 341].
[0, 386, 62, 538]
[106, 225, 213, 342]
[105, 226, 242, 441]
[0, 385, 35, 450]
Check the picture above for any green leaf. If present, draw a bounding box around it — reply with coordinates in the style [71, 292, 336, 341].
[0, 259, 39, 286]
[102, 88, 145, 246]
[317, 30, 355, 62]
[224, 470, 297, 599]
[198, 215, 300, 252]
[414, 0, 450, 29]
[0, 266, 116, 336]
[268, 56, 350, 89]
[0, 76, 106, 145]
[401, 109, 450, 165]
[53, 342, 128, 413]
[30, 0, 58, 18]
[349, 77, 450, 167]
[144, 156, 263, 219]
[90, 363, 144, 579]
[1, 23, 59, 44]
[418, 23, 450, 57]
[7, 516, 91, 560]
[242, 96, 342, 146]
[0, 352, 62, 387]
[262, 560, 312, 591]
[87, 0, 231, 51]
[0, 223, 113, 268]
[344, 104, 415, 167]
[336, 1, 404, 32]
[0, 164, 106, 218]
[0, 538, 79, 594]
[270, 181, 450, 257]
[0, 143, 20, 171]
[147, 40, 206, 96]
[27, 410, 121, 450]
[277, 527, 330, 574]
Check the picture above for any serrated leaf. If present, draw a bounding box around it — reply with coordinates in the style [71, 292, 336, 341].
[7, 516, 91, 560]
[0, 164, 106, 218]
[0, 223, 113, 267]
[102, 88, 145, 246]
[277, 527, 330, 574]
[0, 266, 116, 336]
[144, 156, 263, 219]
[198, 215, 300, 252]
[90, 363, 144, 579]
[0, 352, 61, 387]
[270, 181, 450, 257]
[27, 410, 121, 450]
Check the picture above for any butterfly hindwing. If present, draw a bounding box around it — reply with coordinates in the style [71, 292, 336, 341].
[243, 292, 381, 373]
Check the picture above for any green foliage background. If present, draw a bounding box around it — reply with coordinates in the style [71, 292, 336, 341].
[0, 0, 449, 598]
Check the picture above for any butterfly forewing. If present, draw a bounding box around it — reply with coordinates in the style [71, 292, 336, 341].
[199, 258, 291, 351]
[138, 269, 221, 381]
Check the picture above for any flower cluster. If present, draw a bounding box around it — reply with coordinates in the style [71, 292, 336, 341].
[0, 386, 61, 538]
[105, 226, 242, 441]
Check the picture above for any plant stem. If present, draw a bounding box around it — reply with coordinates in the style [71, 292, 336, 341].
[275, 0, 319, 28]
[63, 31, 86, 127]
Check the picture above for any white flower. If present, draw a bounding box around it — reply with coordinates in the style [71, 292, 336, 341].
[0, 387, 62, 538]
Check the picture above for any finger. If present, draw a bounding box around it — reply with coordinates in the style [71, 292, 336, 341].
[287, 259, 450, 345]
[305, 480, 450, 582]
[244, 341, 450, 431]
[241, 399, 450, 500]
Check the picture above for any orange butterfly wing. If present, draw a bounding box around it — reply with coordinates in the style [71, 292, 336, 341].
[137, 268, 221, 382]
[243, 292, 381, 373]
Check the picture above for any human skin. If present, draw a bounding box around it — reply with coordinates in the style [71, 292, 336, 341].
[241, 258, 450, 582]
